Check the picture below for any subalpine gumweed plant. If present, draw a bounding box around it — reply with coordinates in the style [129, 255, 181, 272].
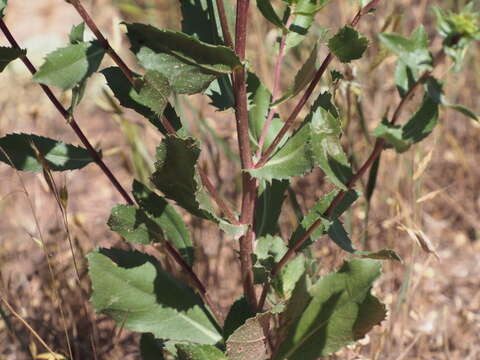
[1, 0, 479, 358]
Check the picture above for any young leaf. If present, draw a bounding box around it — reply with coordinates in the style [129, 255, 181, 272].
[0, 0, 7, 17]
[0, 47, 26, 73]
[101, 67, 182, 134]
[254, 179, 289, 237]
[274, 259, 386, 360]
[249, 92, 353, 188]
[379, 25, 432, 73]
[256, 0, 287, 30]
[176, 344, 227, 360]
[328, 26, 368, 63]
[272, 253, 306, 299]
[274, 44, 318, 106]
[69, 22, 85, 44]
[132, 180, 194, 266]
[285, 0, 331, 49]
[0, 133, 95, 172]
[226, 312, 271, 360]
[88, 248, 222, 344]
[33, 41, 105, 90]
[125, 23, 241, 94]
[253, 235, 288, 283]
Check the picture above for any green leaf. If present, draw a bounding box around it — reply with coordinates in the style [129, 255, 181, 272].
[177, 344, 227, 360]
[249, 92, 352, 187]
[0, 133, 94, 172]
[88, 248, 222, 344]
[379, 25, 432, 73]
[223, 296, 254, 340]
[151, 135, 215, 220]
[274, 44, 318, 106]
[289, 189, 359, 249]
[33, 41, 105, 90]
[253, 235, 288, 283]
[140, 333, 165, 360]
[256, 0, 287, 30]
[180, 0, 222, 45]
[425, 76, 479, 121]
[69, 22, 85, 44]
[132, 180, 194, 266]
[151, 135, 245, 237]
[272, 253, 306, 298]
[125, 23, 241, 94]
[328, 26, 368, 63]
[286, 0, 331, 49]
[274, 259, 386, 360]
[254, 179, 289, 237]
[373, 95, 439, 153]
[101, 67, 182, 135]
[0, 0, 7, 17]
[137, 70, 171, 115]
[205, 75, 235, 111]
[108, 204, 164, 244]
[328, 220, 401, 261]
[247, 72, 286, 154]
[0, 46, 26, 73]
[226, 312, 272, 360]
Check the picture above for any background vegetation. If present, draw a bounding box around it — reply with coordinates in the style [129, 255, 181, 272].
[0, 0, 479, 359]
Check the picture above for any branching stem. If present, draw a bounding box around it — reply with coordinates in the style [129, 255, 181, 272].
[255, 0, 383, 168]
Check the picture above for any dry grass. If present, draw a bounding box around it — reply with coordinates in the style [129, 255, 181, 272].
[1, 0, 479, 359]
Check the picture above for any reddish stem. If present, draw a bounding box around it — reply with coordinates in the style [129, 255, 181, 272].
[215, 0, 234, 48]
[255, 0, 383, 168]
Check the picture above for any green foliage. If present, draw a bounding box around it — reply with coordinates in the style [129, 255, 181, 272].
[328, 26, 368, 63]
[0, 133, 95, 172]
[256, 0, 287, 30]
[33, 41, 105, 90]
[0, 0, 7, 17]
[88, 248, 222, 344]
[176, 344, 227, 360]
[249, 92, 352, 187]
[254, 179, 289, 237]
[0, 47, 26, 73]
[274, 259, 386, 360]
[286, 0, 331, 49]
[125, 23, 241, 94]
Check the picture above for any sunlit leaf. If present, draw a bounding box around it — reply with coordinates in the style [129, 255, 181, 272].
[88, 248, 222, 344]
[177, 344, 227, 360]
[33, 41, 105, 90]
[274, 259, 386, 360]
[328, 26, 368, 63]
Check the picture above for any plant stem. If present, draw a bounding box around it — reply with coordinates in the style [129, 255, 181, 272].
[0, 17, 225, 326]
[234, 0, 258, 311]
[67, 0, 238, 226]
[255, 0, 383, 168]
[66, 0, 135, 85]
[256, 16, 292, 159]
[0, 18, 134, 206]
[258, 46, 439, 312]
[215, 0, 234, 48]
